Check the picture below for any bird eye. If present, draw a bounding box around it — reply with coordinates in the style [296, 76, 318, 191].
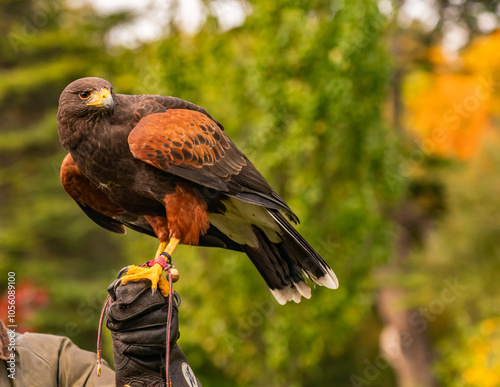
[79, 91, 92, 100]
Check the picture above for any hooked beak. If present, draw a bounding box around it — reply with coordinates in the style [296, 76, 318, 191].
[87, 88, 114, 110]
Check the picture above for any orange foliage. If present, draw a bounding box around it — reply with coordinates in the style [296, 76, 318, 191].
[460, 318, 500, 387]
[463, 30, 500, 76]
[405, 30, 500, 159]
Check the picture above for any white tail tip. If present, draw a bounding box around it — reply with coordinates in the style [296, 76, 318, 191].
[315, 267, 339, 289]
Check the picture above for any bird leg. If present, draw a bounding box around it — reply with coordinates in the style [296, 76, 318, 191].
[120, 238, 181, 297]
[154, 241, 168, 260]
[163, 238, 180, 258]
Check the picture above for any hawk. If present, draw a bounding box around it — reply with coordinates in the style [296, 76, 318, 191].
[57, 77, 338, 304]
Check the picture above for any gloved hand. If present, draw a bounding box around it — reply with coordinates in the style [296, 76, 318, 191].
[106, 272, 202, 387]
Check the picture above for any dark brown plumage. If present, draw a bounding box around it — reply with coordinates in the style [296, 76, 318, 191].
[57, 77, 338, 304]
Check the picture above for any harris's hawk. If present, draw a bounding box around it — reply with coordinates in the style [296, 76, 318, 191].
[57, 77, 338, 304]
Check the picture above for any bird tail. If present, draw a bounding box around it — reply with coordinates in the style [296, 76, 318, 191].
[242, 210, 338, 305]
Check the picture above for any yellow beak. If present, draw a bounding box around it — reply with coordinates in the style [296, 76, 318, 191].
[87, 88, 114, 109]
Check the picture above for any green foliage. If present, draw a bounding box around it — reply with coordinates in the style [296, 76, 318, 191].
[0, 0, 402, 385]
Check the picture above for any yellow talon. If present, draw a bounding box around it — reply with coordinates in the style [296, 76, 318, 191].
[121, 263, 170, 296]
[120, 238, 181, 297]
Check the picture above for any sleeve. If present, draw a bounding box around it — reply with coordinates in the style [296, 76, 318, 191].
[0, 323, 115, 387]
[56, 335, 115, 387]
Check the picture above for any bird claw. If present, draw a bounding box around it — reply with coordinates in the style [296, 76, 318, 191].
[121, 263, 170, 297]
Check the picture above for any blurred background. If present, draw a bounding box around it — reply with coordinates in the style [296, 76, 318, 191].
[1, 0, 500, 386]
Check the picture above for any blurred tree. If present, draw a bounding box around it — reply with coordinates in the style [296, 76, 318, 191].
[383, 3, 500, 386]
[0, 0, 402, 386]
[406, 130, 500, 386]
[401, 31, 500, 377]
[369, 1, 499, 386]
[150, 0, 400, 385]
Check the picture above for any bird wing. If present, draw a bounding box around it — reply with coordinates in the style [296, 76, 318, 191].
[128, 109, 298, 222]
[60, 153, 253, 247]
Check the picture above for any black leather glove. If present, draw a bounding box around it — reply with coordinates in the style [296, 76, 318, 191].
[106, 273, 202, 387]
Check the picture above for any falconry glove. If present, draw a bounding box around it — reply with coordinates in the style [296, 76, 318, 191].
[106, 277, 201, 387]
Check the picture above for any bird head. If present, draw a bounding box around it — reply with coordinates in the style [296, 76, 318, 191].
[57, 77, 115, 149]
[58, 77, 115, 117]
